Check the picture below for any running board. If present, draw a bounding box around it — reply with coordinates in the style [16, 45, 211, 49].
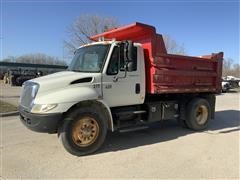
[119, 126, 148, 133]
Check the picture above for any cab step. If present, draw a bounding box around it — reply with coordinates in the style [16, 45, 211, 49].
[119, 125, 148, 133]
[133, 110, 147, 114]
[115, 110, 146, 116]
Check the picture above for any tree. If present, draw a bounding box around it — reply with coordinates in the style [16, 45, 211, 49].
[65, 14, 187, 55]
[64, 14, 119, 53]
[65, 15, 186, 55]
[163, 34, 186, 55]
[232, 64, 240, 77]
[222, 58, 233, 77]
[222, 58, 240, 77]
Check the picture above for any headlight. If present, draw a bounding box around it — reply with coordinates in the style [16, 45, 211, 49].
[31, 104, 58, 113]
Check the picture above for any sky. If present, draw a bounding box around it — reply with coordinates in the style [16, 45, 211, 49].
[1, 0, 239, 64]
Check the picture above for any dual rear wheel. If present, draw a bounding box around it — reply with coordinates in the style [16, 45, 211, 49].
[182, 98, 211, 131]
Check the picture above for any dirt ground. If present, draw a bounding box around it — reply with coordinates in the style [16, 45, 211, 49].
[0, 81, 21, 107]
[1, 88, 240, 179]
[0, 101, 17, 113]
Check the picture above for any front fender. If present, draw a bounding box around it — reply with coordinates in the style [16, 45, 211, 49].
[97, 100, 114, 131]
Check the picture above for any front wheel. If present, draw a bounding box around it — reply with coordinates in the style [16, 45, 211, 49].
[59, 108, 107, 156]
[185, 98, 211, 131]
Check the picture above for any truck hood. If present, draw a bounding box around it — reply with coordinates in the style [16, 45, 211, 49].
[30, 71, 100, 94]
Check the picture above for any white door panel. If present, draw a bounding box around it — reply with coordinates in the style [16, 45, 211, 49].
[102, 45, 145, 107]
[102, 72, 141, 107]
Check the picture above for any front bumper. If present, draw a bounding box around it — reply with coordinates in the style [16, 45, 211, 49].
[19, 106, 62, 133]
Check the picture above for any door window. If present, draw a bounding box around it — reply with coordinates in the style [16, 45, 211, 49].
[107, 47, 119, 75]
[107, 45, 138, 75]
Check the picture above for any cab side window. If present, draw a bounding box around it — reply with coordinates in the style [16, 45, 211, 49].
[107, 47, 119, 75]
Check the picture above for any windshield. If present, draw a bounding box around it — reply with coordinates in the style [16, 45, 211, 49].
[69, 44, 110, 72]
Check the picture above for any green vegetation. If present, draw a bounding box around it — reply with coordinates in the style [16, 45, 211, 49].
[0, 100, 17, 113]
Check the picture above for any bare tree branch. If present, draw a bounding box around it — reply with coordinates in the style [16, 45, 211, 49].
[64, 14, 119, 54]
[163, 34, 186, 55]
[222, 58, 240, 77]
[65, 15, 187, 57]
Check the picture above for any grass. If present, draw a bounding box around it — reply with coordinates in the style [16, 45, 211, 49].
[0, 100, 18, 113]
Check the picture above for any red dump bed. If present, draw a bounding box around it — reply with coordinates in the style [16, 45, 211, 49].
[91, 22, 223, 94]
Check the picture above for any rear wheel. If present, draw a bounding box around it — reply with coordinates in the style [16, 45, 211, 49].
[185, 98, 211, 131]
[59, 107, 107, 156]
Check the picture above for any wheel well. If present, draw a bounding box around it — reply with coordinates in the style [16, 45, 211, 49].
[61, 100, 113, 131]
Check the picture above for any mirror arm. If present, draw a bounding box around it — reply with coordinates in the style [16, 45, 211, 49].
[116, 64, 127, 81]
[114, 63, 128, 82]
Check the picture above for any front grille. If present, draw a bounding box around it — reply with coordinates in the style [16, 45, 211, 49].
[20, 83, 34, 110]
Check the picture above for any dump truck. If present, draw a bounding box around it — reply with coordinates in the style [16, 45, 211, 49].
[19, 22, 223, 156]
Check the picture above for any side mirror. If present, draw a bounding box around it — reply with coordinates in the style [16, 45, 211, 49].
[127, 61, 134, 72]
[124, 40, 134, 61]
[124, 40, 135, 72]
[127, 40, 133, 61]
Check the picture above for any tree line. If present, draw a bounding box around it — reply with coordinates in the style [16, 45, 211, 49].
[222, 58, 240, 77]
[2, 53, 67, 66]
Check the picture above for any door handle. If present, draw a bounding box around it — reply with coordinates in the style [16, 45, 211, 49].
[135, 83, 140, 94]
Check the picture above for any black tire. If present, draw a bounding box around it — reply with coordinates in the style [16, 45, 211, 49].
[59, 106, 107, 156]
[185, 98, 211, 131]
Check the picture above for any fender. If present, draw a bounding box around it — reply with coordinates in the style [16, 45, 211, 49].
[67, 100, 114, 132]
[97, 100, 114, 132]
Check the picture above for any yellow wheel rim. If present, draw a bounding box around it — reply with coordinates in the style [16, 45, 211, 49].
[196, 105, 208, 125]
[71, 117, 99, 147]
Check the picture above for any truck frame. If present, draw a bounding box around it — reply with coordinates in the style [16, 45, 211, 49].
[19, 22, 223, 156]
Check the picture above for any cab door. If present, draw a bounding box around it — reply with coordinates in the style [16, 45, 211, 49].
[102, 45, 143, 107]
